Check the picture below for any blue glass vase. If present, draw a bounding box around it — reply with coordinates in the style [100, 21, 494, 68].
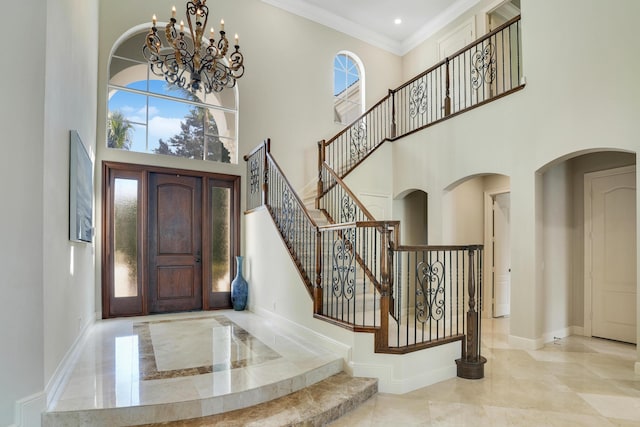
[231, 255, 248, 311]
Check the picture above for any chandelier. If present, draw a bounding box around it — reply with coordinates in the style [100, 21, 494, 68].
[142, 1, 245, 94]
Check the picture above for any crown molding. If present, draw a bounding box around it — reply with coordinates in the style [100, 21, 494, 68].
[262, 0, 482, 57]
[401, 0, 482, 55]
[262, 0, 403, 55]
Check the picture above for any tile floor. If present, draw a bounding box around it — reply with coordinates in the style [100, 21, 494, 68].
[46, 310, 640, 426]
[330, 318, 640, 426]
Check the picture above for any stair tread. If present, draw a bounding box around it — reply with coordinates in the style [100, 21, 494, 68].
[134, 372, 377, 427]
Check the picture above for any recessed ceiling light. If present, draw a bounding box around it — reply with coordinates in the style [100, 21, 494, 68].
[394, 18, 402, 25]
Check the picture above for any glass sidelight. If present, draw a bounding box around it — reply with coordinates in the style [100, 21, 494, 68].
[206, 179, 238, 309]
[113, 178, 139, 298]
[210, 186, 230, 292]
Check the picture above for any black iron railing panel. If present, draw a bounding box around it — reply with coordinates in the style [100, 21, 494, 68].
[321, 16, 522, 182]
[391, 246, 483, 350]
[244, 142, 266, 211]
[323, 96, 394, 177]
[318, 222, 385, 328]
[265, 154, 318, 289]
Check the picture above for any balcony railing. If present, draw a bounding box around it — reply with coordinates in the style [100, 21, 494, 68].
[319, 15, 523, 184]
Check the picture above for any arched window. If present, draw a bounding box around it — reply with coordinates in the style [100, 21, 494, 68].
[333, 51, 365, 125]
[107, 31, 239, 163]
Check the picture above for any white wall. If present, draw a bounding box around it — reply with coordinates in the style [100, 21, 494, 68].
[442, 177, 485, 245]
[392, 0, 640, 350]
[342, 143, 394, 219]
[0, 0, 46, 424]
[395, 190, 429, 246]
[43, 0, 99, 388]
[0, 0, 99, 425]
[541, 162, 573, 338]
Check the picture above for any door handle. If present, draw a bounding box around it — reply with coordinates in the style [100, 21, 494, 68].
[195, 251, 201, 263]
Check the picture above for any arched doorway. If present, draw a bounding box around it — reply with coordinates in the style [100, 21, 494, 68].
[538, 150, 636, 344]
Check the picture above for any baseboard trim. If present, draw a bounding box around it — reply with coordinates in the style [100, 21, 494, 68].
[44, 315, 96, 407]
[508, 334, 544, 350]
[541, 326, 572, 344]
[509, 326, 586, 350]
[571, 326, 585, 336]
[13, 392, 46, 427]
[250, 306, 352, 361]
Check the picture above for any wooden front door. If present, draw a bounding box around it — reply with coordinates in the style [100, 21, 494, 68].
[103, 162, 240, 318]
[148, 173, 203, 313]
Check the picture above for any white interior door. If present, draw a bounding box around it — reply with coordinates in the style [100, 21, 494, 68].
[587, 166, 636, 344]
[493, 192, 511, 317]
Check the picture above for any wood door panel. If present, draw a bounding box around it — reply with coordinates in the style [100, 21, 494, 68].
[149, 173, 203, 313]
[157, 184, 194, 254]
[157, 266, 195, 299]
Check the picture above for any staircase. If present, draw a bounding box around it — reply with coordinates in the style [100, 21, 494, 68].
[239, 14, 526, 398]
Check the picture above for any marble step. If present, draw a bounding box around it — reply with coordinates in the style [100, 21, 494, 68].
[42, 358, 345, 427]
[135, 372, 377, 427]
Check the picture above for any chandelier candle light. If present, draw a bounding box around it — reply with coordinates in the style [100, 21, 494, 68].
[143, 0, 244, 94]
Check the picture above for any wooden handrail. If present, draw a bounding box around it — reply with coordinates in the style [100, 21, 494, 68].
[397, 244, 484, 252]
[325, 94, 392, 147]
[324, 15, 520, 149]
[321, 163, 377, 221]
[266, 151, 319, 229]
[243, 139, 269, 161]
[395, 15, 521, 93]
[320, 15, 522, 179]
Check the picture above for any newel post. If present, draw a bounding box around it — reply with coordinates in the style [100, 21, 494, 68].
[313, 228, 323, 314]
[389, 89, 397, 139]
[375, 223, 392, 351]
[456, 246, 486, 379]
[262, 139, 270, 206]
[444, 58, 452, 117]
[316, 140, 325, 210]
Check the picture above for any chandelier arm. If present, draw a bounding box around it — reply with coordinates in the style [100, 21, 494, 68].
[217, 32, 229, 58]
[229, 49, 244, 78]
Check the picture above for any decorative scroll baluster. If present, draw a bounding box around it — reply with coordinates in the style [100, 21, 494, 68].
[471, 42, 496, 90]
[415, 260, 446, 323]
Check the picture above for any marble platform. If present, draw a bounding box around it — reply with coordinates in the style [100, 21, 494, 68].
[43, 311, 345, 426]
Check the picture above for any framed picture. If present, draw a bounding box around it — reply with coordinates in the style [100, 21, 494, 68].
[69, 130, 94, 243]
